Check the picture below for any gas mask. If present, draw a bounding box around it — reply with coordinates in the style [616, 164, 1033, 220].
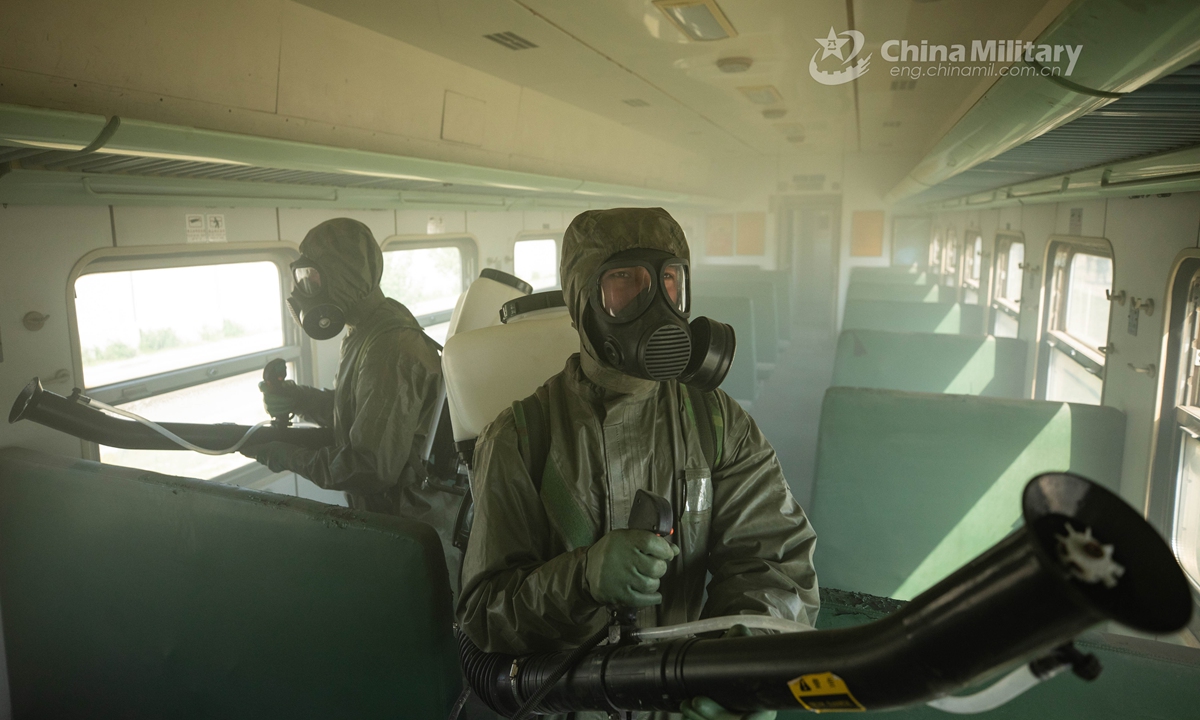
[286, 257, 346, 340]
[583, 248, 735, 391]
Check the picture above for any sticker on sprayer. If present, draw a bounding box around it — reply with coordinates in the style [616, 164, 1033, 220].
[787, 673, 865, 712]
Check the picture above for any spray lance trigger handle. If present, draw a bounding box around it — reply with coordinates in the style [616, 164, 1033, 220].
[262, 358, 291, 428]
[628, 488, 673, 537]
[611, 489, 675, 645]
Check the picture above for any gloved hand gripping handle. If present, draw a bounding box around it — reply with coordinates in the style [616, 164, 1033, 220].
[262, 359, 291, 428]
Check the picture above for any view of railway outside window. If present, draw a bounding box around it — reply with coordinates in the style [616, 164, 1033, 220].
[75, 262, 284, 388]
[513, 238, 559, 290]
[380, 246, 464, 344]
[74, 261, 289, 479]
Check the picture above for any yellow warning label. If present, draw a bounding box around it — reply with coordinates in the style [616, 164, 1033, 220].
[787, 672, 865, 713]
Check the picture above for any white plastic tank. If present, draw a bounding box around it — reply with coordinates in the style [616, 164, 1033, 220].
[445, 269, 532, 340]
[443, 291, 578, 443]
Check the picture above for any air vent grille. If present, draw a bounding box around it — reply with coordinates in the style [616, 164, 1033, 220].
[890, 80, 918, 91]
[623, 98, 651, 108]
[483, 32, 537, 50]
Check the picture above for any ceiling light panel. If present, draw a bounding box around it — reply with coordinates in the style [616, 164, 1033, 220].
[738, 85, 783, 105]
[653, 0, 738, 42]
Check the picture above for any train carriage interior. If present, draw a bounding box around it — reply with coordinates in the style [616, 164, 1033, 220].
[3, 0, 1200, 717]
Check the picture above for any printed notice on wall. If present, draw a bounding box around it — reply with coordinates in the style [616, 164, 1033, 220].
[185, 214, 206, 243]
[207, 214, 227, 242]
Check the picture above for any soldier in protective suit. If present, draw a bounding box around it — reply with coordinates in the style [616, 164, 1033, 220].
[457, 207, 818, 720]
[243, 217, 461, 584]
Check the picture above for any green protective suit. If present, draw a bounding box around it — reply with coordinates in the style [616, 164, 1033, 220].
[457, 208, 819, 716]
[257, 218, 462, 586]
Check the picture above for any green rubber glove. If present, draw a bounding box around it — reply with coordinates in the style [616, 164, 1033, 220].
[584, 529, 679, 607]
[258, 380, 303, 418]
[240, 441, 300, 474]
[680, 625, 776, 720]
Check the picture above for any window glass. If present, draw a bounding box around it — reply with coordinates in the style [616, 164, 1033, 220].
[994, 311, 1019, 338]
[514, 238, 559, 290]
[1004, 242, 1025, 301]
[75, 262, 283, 388]
[928, 235, 942, 269]
[970, 235, 982, 282]
[1046, 348, 1102, 404]
[381, 246, 463, 320]
[98, 368, 274, 479]
[1063, 253, 1113, 350]
[1175, 433, 1200, 588]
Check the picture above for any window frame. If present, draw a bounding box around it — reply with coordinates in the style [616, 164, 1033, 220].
[1146, 250, 1200, 640]
[941, 228, 962, 288]
[378, 234, 478, 328]
[962, 230, 983, 291]
[1034, 235, 1115, 402]
[511, 230, 563, 291]
[928, 231, 943, 272]
[66, 243, 305, 482]
[990, 232, 1026, 331]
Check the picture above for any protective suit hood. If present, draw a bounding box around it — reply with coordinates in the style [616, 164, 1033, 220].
[297, 218, 387, 327]
[561, 208, 690, 394]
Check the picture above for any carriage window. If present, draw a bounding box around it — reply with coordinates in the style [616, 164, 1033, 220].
[928, 233, 942, 271]
[74, 257, 296, 480]
[380, 238, 476, 344]
[1164, 270, 1200, 591]
[1040, 242, 1113, 405]
[941, 230, 960, 287]
[962, 231, 983, 304]
[513, 237, 559, 291]
[991, 236, 1025, 338]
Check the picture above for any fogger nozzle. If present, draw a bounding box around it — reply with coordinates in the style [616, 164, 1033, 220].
[9, 378, 333, 451]
[461, 473, 1192, 716]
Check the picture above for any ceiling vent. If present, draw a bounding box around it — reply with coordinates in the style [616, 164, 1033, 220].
[653, 0, 737, 41]
[738, 85, 783, 105]
[890, 79, 918, 91]
[623, 98, 651, 107]
[762, 108, 787, 119]
[716, 57, 752, 73]
[883, 120, 902, 127]
[484, 32, 538, 50]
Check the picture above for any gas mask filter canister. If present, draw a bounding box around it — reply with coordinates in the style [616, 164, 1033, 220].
[286, 258, 346, 340]
[584, 248, 736, 391]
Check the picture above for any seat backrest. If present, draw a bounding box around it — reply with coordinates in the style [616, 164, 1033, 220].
[691, 294, 758, 403]
[445, 269, 531, 340]
[849, 266, 929, 285]
[810, 387, 1125, 600]
[832, 330, 1027, 398]
[842, 299, 984, 335]
[0, 447, 459, 719]
[696, 279, 778, 364]
[846, 282, 945, 303]
[442, 304, 578, 443]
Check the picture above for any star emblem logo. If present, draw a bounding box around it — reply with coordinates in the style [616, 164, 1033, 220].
[816, 27, 850, 61]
